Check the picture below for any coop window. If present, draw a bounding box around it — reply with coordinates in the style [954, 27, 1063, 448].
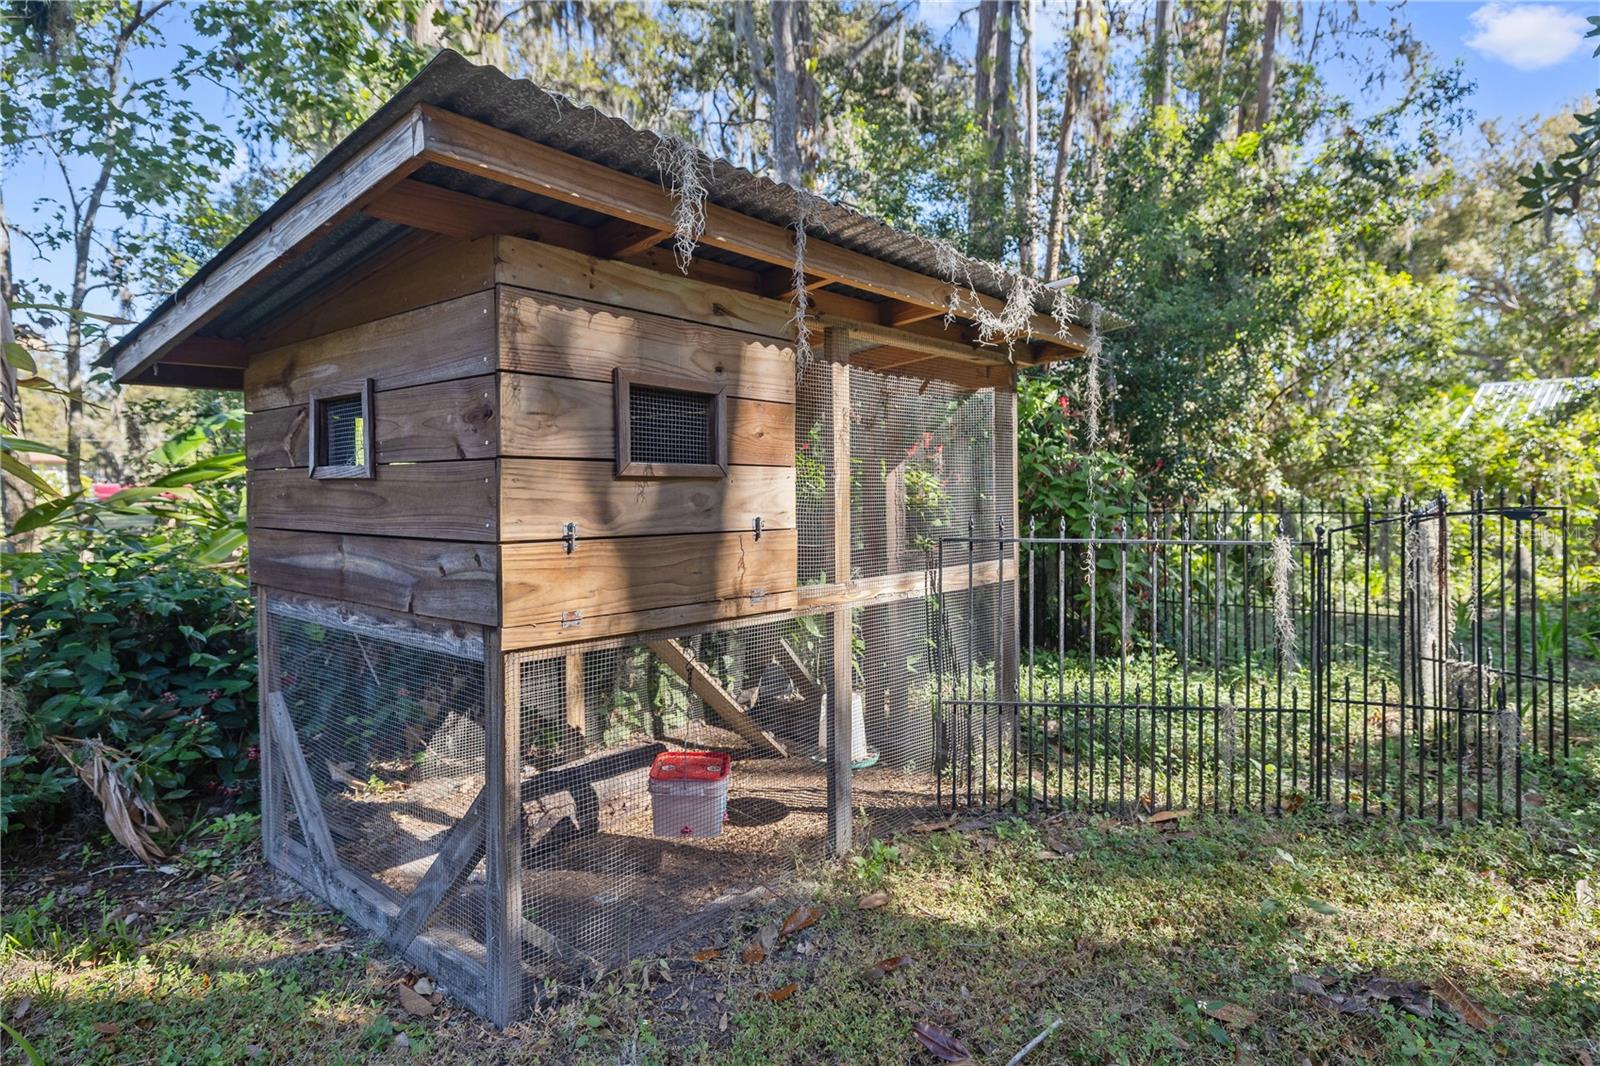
[308, 380, 375, 479]
[613, 369, 727, 478]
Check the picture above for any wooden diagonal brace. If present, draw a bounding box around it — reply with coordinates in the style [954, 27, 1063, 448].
[266, 692, 340, 873]
[388, 787, 487, 948]
[648, 640, 788, 757]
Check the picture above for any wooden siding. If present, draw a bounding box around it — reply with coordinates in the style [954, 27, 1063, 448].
[244, 288, 496, 412]
[500, 460, 793, 541]
[247, 374, 497, 469]
[249, 461, 497, 542]
[498, 286, 793, 403]
[501, 529, 796, 630]
[498, 375, 790, 465]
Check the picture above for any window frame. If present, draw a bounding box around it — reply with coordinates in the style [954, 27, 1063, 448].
[613, 368, 728, 479]
[307, 379, 376, 480]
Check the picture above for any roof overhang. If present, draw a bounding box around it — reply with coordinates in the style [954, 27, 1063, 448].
[107, 52, 1109, 391]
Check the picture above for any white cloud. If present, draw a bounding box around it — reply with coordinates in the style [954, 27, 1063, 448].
[1464, 2, 1591, 71]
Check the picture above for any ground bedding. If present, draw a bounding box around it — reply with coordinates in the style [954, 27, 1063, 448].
[2, 685, 1596, 1064]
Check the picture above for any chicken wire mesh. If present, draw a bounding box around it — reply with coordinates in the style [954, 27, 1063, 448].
[627, 383, 715, 466]
[264, 594, 488, 962]
[848, 366, 1001, 579]
[795, 361, 834, 585]
[506, 595, 975, 976]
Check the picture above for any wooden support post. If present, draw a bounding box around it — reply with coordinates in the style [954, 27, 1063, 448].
[995, 381, 1020, 699]
[483, 632, 523, 1027]
[829, 606, 854, 857]
[255, 593, 283, 868]
[564, 649, 586, 754]
[266, 692, 340, 873]
[825, 325, 854, 856]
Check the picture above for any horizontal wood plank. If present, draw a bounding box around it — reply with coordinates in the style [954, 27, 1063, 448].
[248, 375, 497, 469]
[500, 590, 798, 652]
[246, 289, 496, 411]
[502, 528, 796, 629]
[251, 235, 497, 352]
[797, 558, 1004, 610]
[498, 287, 793, 404]
[494, 237, 793, 341]
[249, 461, 497, 542]
[249, 528, 498, 625]
[500, 460, 793, 542]
[498, 374, 790, 466]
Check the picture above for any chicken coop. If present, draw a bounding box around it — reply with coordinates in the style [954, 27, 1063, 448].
[104, 52, 1093, 1024]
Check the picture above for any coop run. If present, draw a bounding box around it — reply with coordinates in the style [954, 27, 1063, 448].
[103, 51, 1091, 1024]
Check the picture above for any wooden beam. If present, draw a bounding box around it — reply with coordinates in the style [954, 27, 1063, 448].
[595, 218, 672, 258]
[113, 107, 427, 384]
[415, 105, 1088, 351]
[797, 558, 1005, 610]
[828, 606, 853, 856]
[363, 178, 578, 242]
[647, 639, 788, 757]
[564, 650, 586, 738]
[483, 629, 524, 1025]
[265, 692, 340, 872]
[880, 300, 944, 328]
[163, 337, 248, 368]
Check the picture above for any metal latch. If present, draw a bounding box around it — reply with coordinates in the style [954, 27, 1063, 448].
[563, 522, 579, 554]
[561, 610, 583, 628]
[753, 515, 764, 540]
[749, 588, 766, 605]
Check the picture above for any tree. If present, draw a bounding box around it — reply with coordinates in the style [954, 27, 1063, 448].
[1516, 16, 1600, 236]
[2, 1, 234, 488]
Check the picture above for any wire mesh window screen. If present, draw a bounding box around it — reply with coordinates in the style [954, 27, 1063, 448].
[629, 384, 714, 466]
[795, 361, 835, 585]
[265, 597, 487, 959]
[318, 394, 367, 468]
[849, 367, 998, 579]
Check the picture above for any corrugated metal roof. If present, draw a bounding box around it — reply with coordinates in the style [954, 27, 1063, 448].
[104, 50, 1104, 368]
[1464, 378, 1600, 425]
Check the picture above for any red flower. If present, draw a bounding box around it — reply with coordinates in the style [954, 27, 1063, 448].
[1057, 395, 1072, 416]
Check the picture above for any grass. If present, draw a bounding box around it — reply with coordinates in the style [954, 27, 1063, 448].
[3, 685, 1596, 1064]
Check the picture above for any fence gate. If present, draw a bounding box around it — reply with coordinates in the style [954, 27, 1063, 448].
[932, 495, 1570, 824]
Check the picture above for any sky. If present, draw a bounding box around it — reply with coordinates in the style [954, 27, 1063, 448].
[5, 0, 1597, 341]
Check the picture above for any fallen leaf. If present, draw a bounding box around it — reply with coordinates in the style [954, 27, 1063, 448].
[865, 955, 913, 980]
[857, 890, 891, 910]
[758, 983, 798, 1003]
[393, 1032, 411, 1050]
[1577, 1051, 1593, 1066]
[719, 1012, 729, 1033]
[398, 983, 436, 1017]
[911, 1019, 973, 1063]
[245, 1045, 264, 1060]
[11, 997, 30, 1020]
[741, 942, 767, 965]
[1148, 809, 1193, 824]
[1431, 975, 1493, 1032]
[692, 948, 723, 962]
[1523, 791, 1544, 807]
[92, 1022, 121, 1036]
[780, 903, 821, 938]
[412, 976, 434, 996]
[1283, 793, 1306, 814]
[911, 817, 956, 833]
[755, 924, 779, 952]
[1202, 1001, 1259, 1028]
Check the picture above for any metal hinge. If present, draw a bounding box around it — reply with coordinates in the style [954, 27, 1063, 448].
[563, 522, 579, 554]
[561, 610, 583, 629]
[749, 588, 766, 605]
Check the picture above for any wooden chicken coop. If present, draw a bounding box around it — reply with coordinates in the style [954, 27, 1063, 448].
[104, 52, 1091, 1024]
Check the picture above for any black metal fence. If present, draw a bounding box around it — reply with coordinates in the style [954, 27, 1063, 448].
[932, 494, 1572, 824]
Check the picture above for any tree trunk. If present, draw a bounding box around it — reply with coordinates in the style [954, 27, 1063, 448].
[1207, 0, 1232, 118]
[1019, 0, 1038, 275]
[770, 0, 803, 186]
[408, 0, 442, 49]
[1253, 0, 1281, 131]
[1044, 0, 1086, 280]
[1152, 0, 1173, 109]
[969, 0, 1000, 257]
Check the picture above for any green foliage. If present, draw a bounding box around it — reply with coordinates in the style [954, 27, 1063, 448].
[1, 529, 257, 836]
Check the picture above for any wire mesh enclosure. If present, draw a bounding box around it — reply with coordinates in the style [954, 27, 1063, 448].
[935, 495, 1573, 824]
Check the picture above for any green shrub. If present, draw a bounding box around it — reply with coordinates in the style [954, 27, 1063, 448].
[1, 529, 257, 837]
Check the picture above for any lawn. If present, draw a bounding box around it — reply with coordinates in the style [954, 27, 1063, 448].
[3, 686, 1596, 1065]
